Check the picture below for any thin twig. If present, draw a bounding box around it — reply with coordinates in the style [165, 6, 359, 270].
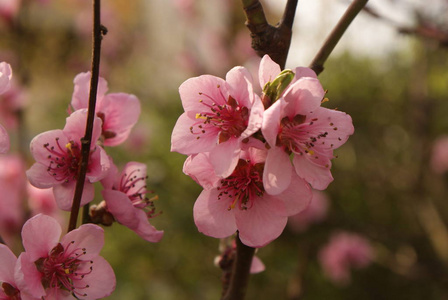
[221, 233, 256, 300]
[67, 0, 103, 232]
[309, 0, 368, 75]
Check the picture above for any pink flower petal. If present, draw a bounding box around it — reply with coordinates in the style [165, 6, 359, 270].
[226, 66, 254, 108]
[132, 209, 164, 243]
[0, 243, 16, 283]
[250, 256, 265, 274]
[193, 189, 237, 238]
[258, 55, 281, 89]
[15, 253, 46, 298]
[293, 154, 333, 190]
[53, 181, 94, 211]
[235, 197, 288, 248]
[61, 224, 104, 260]
[63, 110, 102, 147]
[26, 163, 59, 188]
[274, 173, 312, 216]
[263, 147, 292, 195]
[261, 99, 282, 147]
[0, 124, 9, 153]
[209, 137, 240, 177]
[242, 95, 264, 139]
[86, 146, 110, 182]
[71, 72, 108, 111]
[179, 75, 228, 112]
[0, 62, 12, 95]
[21, 214, 61, 261]
[183, 153, 221, 190]
[292, 67, 317, 81]
[283, 77, 325, 117]
[29, 129, 68, 163]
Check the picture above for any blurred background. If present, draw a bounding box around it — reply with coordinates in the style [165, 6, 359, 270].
[1, 0, 448, 299]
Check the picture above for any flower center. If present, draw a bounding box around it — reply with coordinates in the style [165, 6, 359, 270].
[44, 138, 81, 183]
[35, 242, 93, 298]
[217, 159, 264, 210]
[1, 282, 21, 300]
[189, 87, 249, 143]
[277, 114, 328, 157]
[118, 169, 158, 218]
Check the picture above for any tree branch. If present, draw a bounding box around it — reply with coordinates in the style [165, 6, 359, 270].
[221, 233, 256, 300]
[67, 0, 104, 232]
[309, 0, 368, 75]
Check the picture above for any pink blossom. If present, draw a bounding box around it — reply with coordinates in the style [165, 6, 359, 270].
[260, 55, 354, 193]
[288, 190, 329, 232]
[27, 184, 65, 226]
[0, 0, 19, 23]
[26, 109, 110, 211]
[430, 135, 448, 174]
[0, 243, 39, 300]
[318, 232, 373, 285]
[171, 66, 264, 177]
[15, 214, 116, 299]
[101, 161, 163, 243]
[186, 148, 311, 248]
[71, 72, 141, 147]
[0, 62, 12, 95]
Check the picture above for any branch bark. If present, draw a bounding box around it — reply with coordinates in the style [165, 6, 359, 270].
[67, 0, 104, 232]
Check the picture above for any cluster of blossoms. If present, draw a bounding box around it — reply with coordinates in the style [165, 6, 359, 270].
[171, 55, 354, 248]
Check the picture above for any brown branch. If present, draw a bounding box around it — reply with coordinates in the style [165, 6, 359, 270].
[221, 233, 256, 300]
[67, 0, 104, 232]
[309, 0, 368, 75]
[242, 0, 298, 69]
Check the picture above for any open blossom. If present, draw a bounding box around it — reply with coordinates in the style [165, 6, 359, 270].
[319, 232, 373, 285]
[101, 161, 163, 243]
[171, 66, 264, 177]
[70, 72, 141, 147]
[15, 214, 115, 299]
[186, 147, 311, 248]
[260, 55, 354, 193]
[26, 109, 110, 211]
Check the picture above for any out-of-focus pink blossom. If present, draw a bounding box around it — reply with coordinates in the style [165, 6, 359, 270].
[186, 148, 311, 248]
[171, 66, 264, 177]
[319, 232, 373, 285]
[430, 135, 448, 174]
[260, 55, 354, 194]
[26, 109, 110, 210]
[101, 161, 163, 243]
[27, 183, 65, 226]
[288, 190, 329, 232]
[15, 214, 116, 299]
[71, 72, 141, 147]
[0, 80, 27, 129]
[0, 0, 20, 24]
[0, 154, 25, 239]
[0, 243, 39, 300]
[0, 62, 12, 95]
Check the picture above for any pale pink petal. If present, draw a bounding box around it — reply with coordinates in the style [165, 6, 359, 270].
[292, 67, 317, 81]
[261, 99, 282, 147]
[0, 62, 12, 95]
[29, 129, 68, 163]
[71, 72, 108, 111]
[102, 189, 139, 228]
[179, 75, 228, 112]
[100, 158, 118, 189]
[225, 66, 254, 108]
[209, 138, 240, 177]
[263, 147, 292, 195]
[53, 181, 94, 211]
[182, 153, 221, 190]
[26, 163, 59, 188]
[235, 197, 287, 248]
[63, 110, 102, 146]
[133, 209, 164, 243]
[283, 77, 325, 117]
[21, 214, 61, 261]
[121, 162, 146, 195]
[193, 189, 237, 238]
[242, 95, 264, 139]
[86, 146, 110, 182]
[258, 55, 281, 88]
[0, 124, 9, 153]
[171, 112, 217, 155]
[74, 256, 116, 300]
[250, 256, 265, 274]
[101, 93, 141, 146]
[61, 224, 104, 260]
[274, 173, 312, 216]
[15, 253, 45, 298]
[293, 155, 333, 190]
[0, 243, 16, 283]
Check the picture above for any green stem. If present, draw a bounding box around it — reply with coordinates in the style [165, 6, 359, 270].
[309, 0, 368, 75]
[67, 0, 104, 232]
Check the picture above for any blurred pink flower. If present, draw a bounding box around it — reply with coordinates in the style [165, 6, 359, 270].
[171, 66, 264, 177]
[27, 183, 65, 226]
[319, 232, 373, 285]
[260, 55, 354, 193]
[26, 109, 110, 211]
[71, 72, 141, 147]
[430, 136, 448, 174]
[186, 148, 311, 248]
[101, 161, 163, 243]
[15, 214, 116, 299]
[0, 62, 12, 95]
[0, 243, 39, 300]
[0, 80, 27, 129]
[288, 190, 329, 232]
[0, 0, 20, 24]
